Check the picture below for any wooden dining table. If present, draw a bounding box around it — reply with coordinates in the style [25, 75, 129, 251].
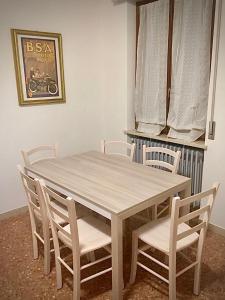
[25, 150, 191, 300]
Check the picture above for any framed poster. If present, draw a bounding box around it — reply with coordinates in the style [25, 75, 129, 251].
[11, 29, 66, 106]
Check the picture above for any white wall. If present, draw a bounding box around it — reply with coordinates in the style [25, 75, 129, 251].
[126, 1, 136, 130]
[202, 2, 225, 230]
[0, 0, 134, 214]
[98, 0, 136, 140]
[99, 1, 127, 140]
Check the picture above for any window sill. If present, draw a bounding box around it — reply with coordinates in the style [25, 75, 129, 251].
[125, 129, 207, 150]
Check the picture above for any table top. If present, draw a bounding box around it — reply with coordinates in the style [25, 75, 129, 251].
[26, 151, 191, 215]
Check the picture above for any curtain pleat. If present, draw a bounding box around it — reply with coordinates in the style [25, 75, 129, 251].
[167, 0, 213, 142]
[135, 0, 169, 135]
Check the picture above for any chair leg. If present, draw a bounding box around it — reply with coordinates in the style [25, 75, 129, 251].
[168, 197, 173, 216]
[73, 256, 80, 300]
[151, 205, 157, 220]
[164, 253, 169, 266]
[169, 253, 176, 300]
[87, 251, 95, 262]
[73, 274, 80, 300]
[29, 210, 39, 259]
[43, 224, 51, 275]
[32, 231, 39, 259]
[193, 234, 204, 295]
[193, 261, 201, 295]
[55, 256, 63, 289]
[129, 232, 138, 285]
[54, 241, 62, 289]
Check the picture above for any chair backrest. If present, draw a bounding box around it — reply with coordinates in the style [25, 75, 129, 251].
[143, 145, 181, 174]
[21, 144, 58, 167]
[39, 179, 80, 256]
[101, 139, 135, 161]
[169, 183, 219, 252]
[17, 165, 47, 221]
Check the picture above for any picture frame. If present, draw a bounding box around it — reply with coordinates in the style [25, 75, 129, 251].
[11, 29, 66, 106]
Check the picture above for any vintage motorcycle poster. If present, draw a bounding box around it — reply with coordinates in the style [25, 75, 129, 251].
[11, 29, 66, 105]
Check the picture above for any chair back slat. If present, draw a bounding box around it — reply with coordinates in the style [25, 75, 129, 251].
[24, 183, 40, 202]
[27, 145, 57, 155]
[21, 144, 58, 167]
[40, 181, 80, 255]
[146, 160, 175, 172]
[178, 205, 210, 225]
[101, 140, 135, 162]
[28, 199, 41, 212]
[170, 183, 219, 252]
[143, 145, 181, 174]
[17, 165, 47, 220]
[177, 187, 216, 208]
[44, 186, 69, 207]
[52, 219, 72, 239]
[177, 222, 207, 241]
[49, 202, 70, 223]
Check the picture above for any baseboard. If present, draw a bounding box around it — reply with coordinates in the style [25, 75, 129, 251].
[0, 206, 28, 221]
[208, 222, 225, 237]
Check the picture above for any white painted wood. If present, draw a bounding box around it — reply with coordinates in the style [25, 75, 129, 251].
[143, 145, 181, 174]
[25, 150, 191, 299]
[129, 231, 138, 285]
[80, 267, 112, 284]
[101, 139, 135, 162]
[25, 170, 111, 219]
[111, 215, 123, 300]
[17, 164, 72, 275]
[138, 249, 169, 269]
[136, 217, 199, 254]
[130, 184, 219, 299]
[21, 144, 58, 167]
[137, 261, 169, 284]
[40, 180, 112, 300]
[205, 0, 222, 140]
[179, 183, 192, 217]
[25, 151, 190, 216]
[125, 129, 207, 150]
[142, 145, 181, 219]
[17, 165, 51, 274]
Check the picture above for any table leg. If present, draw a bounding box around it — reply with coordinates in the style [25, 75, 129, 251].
[179, 181, 192, 216]
[111, 215, 123, 300]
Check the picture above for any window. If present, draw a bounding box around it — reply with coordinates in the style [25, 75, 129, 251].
[135, 0, 216, 142]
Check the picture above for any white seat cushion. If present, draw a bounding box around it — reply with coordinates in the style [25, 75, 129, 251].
[135, 217, 199, 254]
[58, 215, 111, 255]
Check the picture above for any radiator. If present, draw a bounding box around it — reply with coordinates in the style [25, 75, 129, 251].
[130, 136, 204, 195]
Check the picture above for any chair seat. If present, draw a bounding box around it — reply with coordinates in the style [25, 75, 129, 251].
[135, 217, 199, 254]
[58, 216, 111, 255]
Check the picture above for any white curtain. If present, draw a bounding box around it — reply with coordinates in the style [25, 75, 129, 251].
[135, 0, 169, 135]
[167, 0, 213, 142]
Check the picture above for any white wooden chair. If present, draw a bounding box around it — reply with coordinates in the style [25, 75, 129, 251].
[143, 145, 181, 219]
[17, 165, 67, 274]
[39, 179, 112, 300]
[129, 183, 219, 300]
[21, 144, 58, 167]
[101, 139, 135, 162]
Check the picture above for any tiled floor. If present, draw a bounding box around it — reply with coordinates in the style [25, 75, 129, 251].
[0, 211, 225, 299]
